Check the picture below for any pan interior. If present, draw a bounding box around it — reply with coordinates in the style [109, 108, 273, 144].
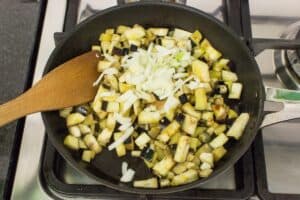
[42, 2, 264, 194]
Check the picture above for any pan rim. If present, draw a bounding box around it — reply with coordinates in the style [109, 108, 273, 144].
[42, 1, 265, 194]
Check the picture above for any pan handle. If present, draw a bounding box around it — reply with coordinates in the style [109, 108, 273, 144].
[260, 87, 300, 128]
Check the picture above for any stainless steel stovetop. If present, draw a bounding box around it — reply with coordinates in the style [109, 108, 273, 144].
[11, 0, 300, 199]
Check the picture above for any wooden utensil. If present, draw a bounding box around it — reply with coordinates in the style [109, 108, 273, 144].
[0, 51, 99, 127]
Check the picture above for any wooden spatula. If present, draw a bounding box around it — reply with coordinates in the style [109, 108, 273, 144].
[0, 51, 99, 127]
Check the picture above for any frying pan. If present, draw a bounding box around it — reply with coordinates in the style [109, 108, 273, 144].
[41, 2, 300, 194]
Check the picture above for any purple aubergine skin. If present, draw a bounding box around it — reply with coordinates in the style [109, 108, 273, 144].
[41, 2, 264, 194]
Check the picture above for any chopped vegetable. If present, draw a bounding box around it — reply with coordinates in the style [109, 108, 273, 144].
[228, 82, 243, 99]
[64, 135, 79, 150]
[209, 133, 229, 149]
[133, 177, 158, 188]
[61, 25, 248, 187]
[174, 135, 190, 162]
[66, 113, 86, 126]
[227, 113, 249, 139]
[182, 114, 198, 136]
[171, 169, 198, 186]
[153, 156, 175, 176]
[82, 150, 96, 162]
[135, 132, 151, 149]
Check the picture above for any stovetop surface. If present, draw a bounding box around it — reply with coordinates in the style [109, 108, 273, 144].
[11, 0, 300, 199]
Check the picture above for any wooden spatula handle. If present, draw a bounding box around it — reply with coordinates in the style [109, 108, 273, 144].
[0, 51, 99, 127]
[0, 93, 35, 126]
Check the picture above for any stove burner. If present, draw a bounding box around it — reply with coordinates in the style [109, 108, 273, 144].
[274, 21, 300, 89]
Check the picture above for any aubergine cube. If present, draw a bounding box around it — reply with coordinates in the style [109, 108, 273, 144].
[159, 117, 171, 127]
[130, 44, 138, 52]
[75, 106, 89, 116]
[136, 126, 147, 134]
[122, 48, 129, 55]
[141, 147, 154, 161]
[175, 113, 185, 123]
[101, 101, 108, 111]
[112, 47, 124, 56]
[179, 94, 189, 104]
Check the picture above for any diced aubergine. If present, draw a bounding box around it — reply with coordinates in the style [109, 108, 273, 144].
[59, 107, 73, 118]
[153, 156, 175, 176]
[131, 150, 142, 157]
[200, 162, 211, 170]
[68, 126, 81, 137]
[148, 28, 169, 36]
[82, 150, 96, 163]
[172, 163, 187, 175]
[174, 135, 190, 162]
[213, 58, 230, 72]
[160, 179, 170, 187]
[212, 104, 227, 121]
[189, 137, 201, 152]
[64, 135, 79, 150]
[171, 169, 198, 186]
[192, 60, 210, 82]
[173, 28, 192, 40]
[228, 83, 243, 99]
[161, 38, 176, 49]
[198, 169, 213, 178]
[138, 110, 161, 124]
[75, 106, 89, 116]
[124, 27, 145, 40]
[97, 128, 113, 146]
[182, 103, 201, 119]
[195, 88, 207, 111]
[195, 144, 213, 157]
[116, 25, 130, 34]
[106, 102, 120, 113]
[79, 139, 87, 149]
[133, 177, 158, 188]
[83, 134, 102, 153]
[114, 132, 126, 157]
[157, 121, 180, 143]
[66, 113, 86, 127]
[199, 152, 214, 166]
[182, 115, 198, 136]
[78, 124, 91, 135]
[106, 113, 116, 130]
[175, 113, 185, 123]
[190, 30, 202, 44]
[227, 113, 249, 139]
[212, 146, 227, 162]
[141, 147, 154, 161]
[178, 94, 189, 104]
[222, 70, 238, 82]
[159, 117, 171, 127]
[209, 133, 229, 149]
[135, 132, 151, 149]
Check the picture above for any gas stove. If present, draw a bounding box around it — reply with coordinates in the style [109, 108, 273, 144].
[10, 0, 300, 199]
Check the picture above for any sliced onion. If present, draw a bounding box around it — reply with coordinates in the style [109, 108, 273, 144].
[114, 113, 131, 125]
[120, 168, 135, 183]
[118, 123, 132, 131]
[108, 127, 134, 151]
[122, 161, 128, 175]
[117, 90, 135, 102]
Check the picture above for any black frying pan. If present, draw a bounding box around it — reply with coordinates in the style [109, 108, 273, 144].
[41, 2, 299, 194]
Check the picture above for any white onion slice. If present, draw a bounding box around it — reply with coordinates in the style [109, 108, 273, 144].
[120, 168, 135, 183]
[108, 127, 134, 151]
[122, 161, 128, 175]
